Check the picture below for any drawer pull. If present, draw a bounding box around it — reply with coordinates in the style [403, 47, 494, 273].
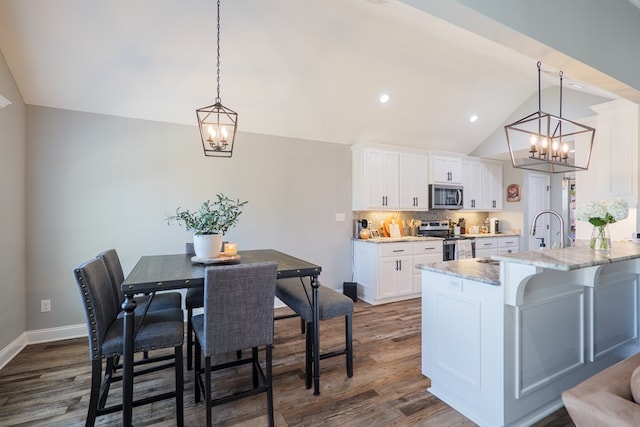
[393, 249, 405, 253]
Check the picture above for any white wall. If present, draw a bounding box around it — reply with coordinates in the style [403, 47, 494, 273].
[24, 106, 353, 330]
[0, 50, 26, 350]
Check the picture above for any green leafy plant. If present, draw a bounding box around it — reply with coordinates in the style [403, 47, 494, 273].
[166, 194, 248, 235]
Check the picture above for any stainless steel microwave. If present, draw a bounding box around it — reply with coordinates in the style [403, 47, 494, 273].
[429, 184, 463, 209]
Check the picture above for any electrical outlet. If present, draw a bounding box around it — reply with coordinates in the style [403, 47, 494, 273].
[41, 299, 51, 313]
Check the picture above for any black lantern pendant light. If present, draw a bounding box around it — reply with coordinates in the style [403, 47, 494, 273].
[504, 62, 595, 173]
[196, 0, 238, 158]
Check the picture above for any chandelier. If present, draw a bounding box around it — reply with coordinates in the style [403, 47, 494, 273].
[504, 62, 595, 173]
[196, 0, 238, 158]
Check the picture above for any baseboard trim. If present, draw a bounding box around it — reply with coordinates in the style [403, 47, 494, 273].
[0, 324, 87, 370]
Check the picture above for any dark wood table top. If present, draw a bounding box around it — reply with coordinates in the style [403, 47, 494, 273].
[122, 249, 321, 294]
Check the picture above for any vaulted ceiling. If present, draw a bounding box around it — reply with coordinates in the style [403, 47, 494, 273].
[0, 0, 627, 155]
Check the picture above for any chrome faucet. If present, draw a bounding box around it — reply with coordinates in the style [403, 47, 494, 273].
[530, 210, 566, 249]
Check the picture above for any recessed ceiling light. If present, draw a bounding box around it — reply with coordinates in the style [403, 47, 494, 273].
[379, 93, 390, 104]
[469, 114, 478, 123]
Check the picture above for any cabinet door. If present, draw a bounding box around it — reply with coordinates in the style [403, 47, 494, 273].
[399, 152, 428, 209]
[432, 155, 462, 184]
[379, 256, 413, 298]
[462, 159, 482, 210]
[365, 149, 399, 209]
[481, 162, 503, 211]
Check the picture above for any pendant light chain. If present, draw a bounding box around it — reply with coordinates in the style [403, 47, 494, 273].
[215, 0, 221, 104]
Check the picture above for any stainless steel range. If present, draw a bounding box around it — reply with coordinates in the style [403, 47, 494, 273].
[418, 220, 476, 261]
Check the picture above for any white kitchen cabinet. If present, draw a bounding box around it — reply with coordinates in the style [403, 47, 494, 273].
[412, 240, 443, 293]
[576, 99, 638, 207]
[497, 236, 519, 254]
[352, 144, 428, 211]
[461, 157, 503, 211]
[475, 237, 498, 257]
[399, 152, 429, 209]
[353, 240, 443, 305]
[430, 154, 462, 184]
[481, 160, 503, 211]
[462, 158, 482, 210]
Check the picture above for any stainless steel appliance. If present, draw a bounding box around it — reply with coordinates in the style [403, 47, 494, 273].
[429, 184, 463, 210]
[418, 220, 475, 261]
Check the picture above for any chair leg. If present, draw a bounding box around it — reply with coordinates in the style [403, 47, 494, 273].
[187, 307, 194, 370]
[194, 337, 202, 403]
[252, 347, 259, 388]
[97, 357, 114, 410]
[175, 345, 184, 427]
[346, 314, 353, 377]
[300, 318, 305, 334]
[266, 344, 274, 427]
[205, 355, 213, 427]
[85, 359, 102, 427]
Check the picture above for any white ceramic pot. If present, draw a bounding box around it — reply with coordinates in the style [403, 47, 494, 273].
[193, 233, 224, 258]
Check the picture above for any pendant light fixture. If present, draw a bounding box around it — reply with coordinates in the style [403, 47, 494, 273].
[504, 62, 595, 173]
[196, 0, 238, 158]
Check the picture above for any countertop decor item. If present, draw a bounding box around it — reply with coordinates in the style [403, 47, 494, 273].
[575, 198, 629, 253]
[196, 0, 238, 158]
[504, 61, 595, 174]
[166, 193, 247, 258]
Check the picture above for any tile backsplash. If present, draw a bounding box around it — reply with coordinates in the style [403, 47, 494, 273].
[354, 210, 490, 232]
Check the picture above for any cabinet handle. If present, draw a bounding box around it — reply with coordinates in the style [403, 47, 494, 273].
[393, 249, 405, 253]
[398, 260, 402, 270]
[492, 200, 496, 208]
[423, 247, 435, 251]
[395, 260, 399, 271]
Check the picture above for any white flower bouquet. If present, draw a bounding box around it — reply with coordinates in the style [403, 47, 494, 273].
[575, 198, 628, 252]
[575, 199, 629, 227]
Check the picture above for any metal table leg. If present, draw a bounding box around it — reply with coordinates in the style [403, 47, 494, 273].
[122, 293, 137, 426]
[311, 274, 320, 395]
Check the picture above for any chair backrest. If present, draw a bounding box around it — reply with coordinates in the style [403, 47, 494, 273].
[97, 249, 125, 310]
[186, 242, 195, 255]
[73, 257, 121, 360]
[201, 262, 278, 356]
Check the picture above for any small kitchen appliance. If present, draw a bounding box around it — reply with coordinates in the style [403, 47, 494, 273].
[354, 219, 370, 239]
[428, 184, 463, 210]
[490, 218, 501, 234]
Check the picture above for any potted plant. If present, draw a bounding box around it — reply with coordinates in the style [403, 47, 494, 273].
[166, 193, 248, 258]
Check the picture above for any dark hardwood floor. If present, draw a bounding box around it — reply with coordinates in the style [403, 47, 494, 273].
[0, 298, 575, 426]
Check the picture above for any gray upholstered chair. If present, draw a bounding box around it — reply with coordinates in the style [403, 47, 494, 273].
[193, 262, 278, 427]
[73, 257, 184, 427]
[98, 249, 181, 314]
[276, 278, 354, 389]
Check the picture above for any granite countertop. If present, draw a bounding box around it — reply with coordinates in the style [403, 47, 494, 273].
[354, 232, 520, 244]
[417, 258, 500, 285]
[493, 240, 640, 271]
[417, 240, 640, 285]
[355, 236, 443, 243]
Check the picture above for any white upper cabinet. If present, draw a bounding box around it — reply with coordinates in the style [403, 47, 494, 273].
[352, 144, 427, 211]
[481, 160, 503, 211]
[461, 157, 503, 211]
[430, 154, 462, 184]
[576, 100, 638, 206]
[462, 158, 482, 210]
[399, 152, 429, 209]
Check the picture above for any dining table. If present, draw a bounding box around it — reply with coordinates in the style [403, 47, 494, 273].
[119, 249, 322, 427]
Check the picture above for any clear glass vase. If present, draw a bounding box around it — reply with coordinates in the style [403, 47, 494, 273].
[590, 225, 611, 253]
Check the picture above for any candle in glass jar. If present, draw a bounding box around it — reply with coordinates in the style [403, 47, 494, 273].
[224, 242, 238, 256]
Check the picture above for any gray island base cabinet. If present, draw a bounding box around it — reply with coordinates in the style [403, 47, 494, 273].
[419, 241, 640, 427]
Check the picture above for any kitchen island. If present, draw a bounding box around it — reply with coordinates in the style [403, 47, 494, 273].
[418, 241, 640, 427]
